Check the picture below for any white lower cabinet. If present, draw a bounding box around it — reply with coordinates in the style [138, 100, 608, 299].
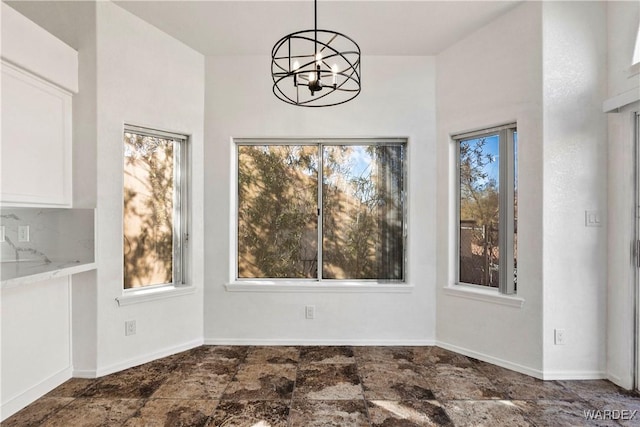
[1, 276, 72, 420]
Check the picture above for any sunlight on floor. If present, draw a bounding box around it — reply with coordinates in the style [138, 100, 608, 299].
[370, 400, 432, 423]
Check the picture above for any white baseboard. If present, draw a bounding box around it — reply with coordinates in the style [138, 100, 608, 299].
[1, 366, 72, 422]
[72, 369, 99, 379]
[67, 337, 605, 386]
[436, 340, 544, 379]
[204, 338, 436, 346]
[542, 371, 607, 381]
[607, 373, 634, 390]
[73, 338, 203, 378]
[437, 340, 607, 381]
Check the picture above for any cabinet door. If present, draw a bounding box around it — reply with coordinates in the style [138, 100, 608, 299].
[1, 61, 72, 207]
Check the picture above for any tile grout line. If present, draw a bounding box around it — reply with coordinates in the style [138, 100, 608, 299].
[34, 390, 84, 426]
[286, 346, 302, 427]
[353, 346, 374, 427]
[208, 346, 249, 423]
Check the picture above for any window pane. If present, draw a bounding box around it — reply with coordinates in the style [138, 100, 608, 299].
[322, 145, 404, 280]
[459, 135, 500, 288]
[237, 145, 318, 278]
[123, 132, 175, 288]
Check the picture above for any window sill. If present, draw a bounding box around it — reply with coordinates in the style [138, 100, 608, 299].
[116, 285, 196, 306]
[443, 285, 524, 308]
[225, 281, 414, 293]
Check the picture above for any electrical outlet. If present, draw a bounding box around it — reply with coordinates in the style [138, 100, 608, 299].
[18, 225, 29, 242]
[305, 305, 315, 320]
[554, 328, 566, 345]
[125, 320, 136, 336]
[0, 226, 4, 242]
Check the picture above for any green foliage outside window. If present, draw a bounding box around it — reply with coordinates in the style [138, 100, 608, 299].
[237, 142, 405, 281]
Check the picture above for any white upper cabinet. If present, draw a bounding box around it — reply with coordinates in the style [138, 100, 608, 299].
[1, 3, 78, 208]
[1, 62, 73, 207]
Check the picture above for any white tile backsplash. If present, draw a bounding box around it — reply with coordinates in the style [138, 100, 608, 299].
[0, 208, 95, 265]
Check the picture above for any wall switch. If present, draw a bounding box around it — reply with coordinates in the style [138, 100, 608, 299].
[0, 226, 4, 242]
[18, 225, 30, 242]
[125, 320, 136, 336]
[305, 305, 315, 320]
[585, 210, 602, 227]
[554, 328, 566, 345]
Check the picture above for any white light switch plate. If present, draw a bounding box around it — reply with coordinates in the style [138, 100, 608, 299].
[585, 210, 602, 227]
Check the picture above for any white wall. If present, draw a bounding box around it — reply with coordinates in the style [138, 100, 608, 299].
[69, 0, 99, 377]
[606, 0, 640, 389]
[71, 0, 98, 210]
[436, 1, 544, 375]
[87, 1, 205, 374]
[541, 1, 608, 379]
[437, 0, 609, 380]
[204, 55, 437, 344]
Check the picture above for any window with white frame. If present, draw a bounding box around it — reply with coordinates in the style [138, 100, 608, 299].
[123, 125, 188, 289]
[633, 22, 640, 66]
[235, 138, 406, 282]
[455, 124, 517, 294]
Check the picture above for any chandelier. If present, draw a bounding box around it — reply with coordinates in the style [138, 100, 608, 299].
[271, 0, 361, 107]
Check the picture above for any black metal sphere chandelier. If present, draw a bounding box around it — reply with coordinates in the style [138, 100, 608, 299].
[271, 0, 361, 107]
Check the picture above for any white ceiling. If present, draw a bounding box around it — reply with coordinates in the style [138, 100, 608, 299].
[6, 0, 522, 56]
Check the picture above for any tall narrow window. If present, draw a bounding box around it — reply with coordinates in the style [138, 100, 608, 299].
[633, 22, 640, 66]
[123, 125, 187, 289]
[236, 139, 406, 282]
[455, 125, 517, 294]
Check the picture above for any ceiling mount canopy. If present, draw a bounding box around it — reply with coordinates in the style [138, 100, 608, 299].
[271, 0, 361, 107]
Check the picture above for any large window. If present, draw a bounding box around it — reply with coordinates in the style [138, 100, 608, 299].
[123, 125, 188, 289]
[455, 125, 517, 294]
[236, 139, 406, 282]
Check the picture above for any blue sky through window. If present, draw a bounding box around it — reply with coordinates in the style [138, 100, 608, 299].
[463, 135, 499, 189]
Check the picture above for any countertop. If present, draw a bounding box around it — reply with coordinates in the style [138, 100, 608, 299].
[1, 259, 96, 288]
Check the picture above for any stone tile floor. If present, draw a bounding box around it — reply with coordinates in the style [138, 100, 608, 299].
[3, 346, 639, 426]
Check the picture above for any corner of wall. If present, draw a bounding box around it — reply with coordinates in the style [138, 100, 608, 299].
[541, 0, 608, 378]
